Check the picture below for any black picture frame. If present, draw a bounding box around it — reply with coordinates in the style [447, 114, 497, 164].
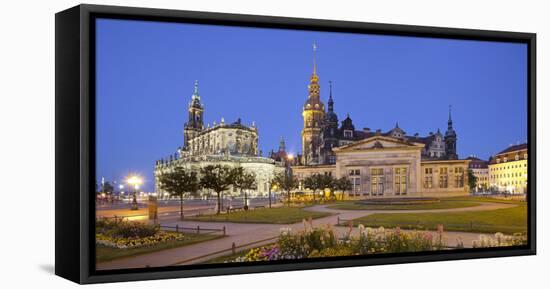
[55, 4, 536, 284]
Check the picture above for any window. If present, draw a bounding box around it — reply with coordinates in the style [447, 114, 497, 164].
[424, 176, 433, 189]
[349, 169, 360, 176]
[344, 130, 353, 138]
[515, 154, 520, 161]
[371, 168, 385, 196]
[454, 167, 464, 188]
[394, 168, 407, 195]
[424, 167, 434, 189]
[439, 167, 448, 188]
[348, 169, 361, 196]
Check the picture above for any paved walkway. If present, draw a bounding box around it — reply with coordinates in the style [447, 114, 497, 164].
[96, 202, 517, 270]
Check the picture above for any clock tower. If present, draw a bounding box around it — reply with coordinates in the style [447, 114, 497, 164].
[301, 44, 325, 165]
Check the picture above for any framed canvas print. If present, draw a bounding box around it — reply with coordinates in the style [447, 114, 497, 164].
[55, 4, 536, 284]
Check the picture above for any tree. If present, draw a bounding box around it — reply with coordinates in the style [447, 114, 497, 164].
[233, 167, 257, 210]
[467, 169, 478, 193]
[103, 181, 114, 195]
[303, 175, 317, 202]
[158, 167, 201, 220]
[334, 177, 352, 200]
[272, 172, 299, 206]
[319, 174, 334, 201]
[303, 174, 333, 202]
[200, 165, 238, 214]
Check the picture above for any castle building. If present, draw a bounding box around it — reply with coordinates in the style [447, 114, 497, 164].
[488, 143, 528, 194]
[290, 45, 469, 199]
[155, 81, 284, 198]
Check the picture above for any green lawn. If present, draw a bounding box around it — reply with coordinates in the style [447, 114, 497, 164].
[96, 232, 223, 263]
[327, 199, 481, 211]
[186, 207, 332, 224]
[442, 196, 526, 204]
[351, 204, 527, 234]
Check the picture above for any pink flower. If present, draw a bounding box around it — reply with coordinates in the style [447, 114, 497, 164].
[425, 233, 433, 241]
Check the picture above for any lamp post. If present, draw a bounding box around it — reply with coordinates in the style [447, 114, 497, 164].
[119, 184, 124, 202]
[285, 153, 294, 204]
[127, 176, 142, 210]
[286, 153, 294, 176]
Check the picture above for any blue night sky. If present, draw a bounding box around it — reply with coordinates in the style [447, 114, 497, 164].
[96, 18, 527, 191]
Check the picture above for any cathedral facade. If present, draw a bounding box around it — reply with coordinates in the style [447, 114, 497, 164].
[291, 46, 469, 199]
[155, 81, 283, 198]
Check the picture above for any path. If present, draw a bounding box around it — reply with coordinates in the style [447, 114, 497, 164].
[96, 201, 517, 270]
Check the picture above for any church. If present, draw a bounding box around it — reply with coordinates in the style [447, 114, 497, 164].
[154, 81, 284, 198]
[289, 45, 470, 199]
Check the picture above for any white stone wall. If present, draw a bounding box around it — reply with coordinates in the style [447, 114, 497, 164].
[154, 155, 283, 198]
[420, 160, 470, 197]
[335, 149, 422, 198]
[187, 126, 258, 157]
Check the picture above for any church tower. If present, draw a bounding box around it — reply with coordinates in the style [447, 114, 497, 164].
[320, 81, 339, 164]
[301, 43, 325, 165]
[445, 105, 458, 160]
[183, 80, 204, 148]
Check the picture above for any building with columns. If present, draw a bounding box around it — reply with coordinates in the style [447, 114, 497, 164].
[155, 81, 284, 198]
[289, 45, 470, 199]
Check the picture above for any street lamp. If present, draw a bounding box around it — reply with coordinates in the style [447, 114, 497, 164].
[285, 154, 294, 204]
[118, 184, 124, 201]
[269, 183, 278, 209]
[127, 175, 142, 210]
[286, 153, 294, 176]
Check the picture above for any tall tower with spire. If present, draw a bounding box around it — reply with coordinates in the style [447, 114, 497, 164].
[301, 43, 325, 165]
[184, 80, 204, 148]
[445, 105, 458, 159]
[320, 80, 339, 164]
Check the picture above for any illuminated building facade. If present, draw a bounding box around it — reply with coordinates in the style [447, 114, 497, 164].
[466, 156, 489, 192]
[155, 81, 284, 198]
[290, 45, 469, 199]
[488, 143, 528, 194]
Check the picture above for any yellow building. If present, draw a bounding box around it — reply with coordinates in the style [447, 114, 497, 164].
[488, 143, 528, 194]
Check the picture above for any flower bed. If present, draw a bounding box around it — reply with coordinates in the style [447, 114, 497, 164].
[472, 232, 527, 248]
[225, 219, 527, 263]
[96, 218, 185, 249]
[96, 231, 186, 249]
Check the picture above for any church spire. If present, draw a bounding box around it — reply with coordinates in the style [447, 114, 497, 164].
[306, 43, 321, 102]
[313, 42, 317, 76]
[192, 80, 200, 100]
[279, 136, 286, 152]
[448, 105, 453, 129]
[328, 80, 334, 112]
